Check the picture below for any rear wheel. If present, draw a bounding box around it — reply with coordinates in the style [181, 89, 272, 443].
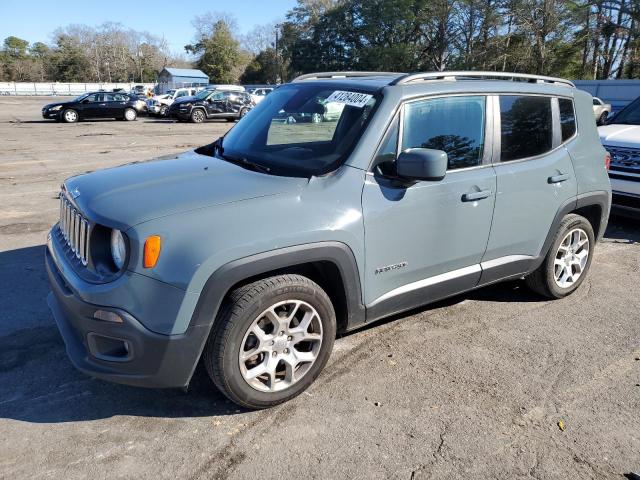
[191, 109, 205, 123]
[597, 111, 608, 125]
[124, 108, 137, 121]
[62, 109, 78, 123]
[525, 214, 595, 299]
[202, 274, 336, 409]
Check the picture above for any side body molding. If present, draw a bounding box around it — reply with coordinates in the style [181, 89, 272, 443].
[189, 241, 366, 331]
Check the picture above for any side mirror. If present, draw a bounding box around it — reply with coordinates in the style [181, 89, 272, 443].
[396, 148, 448, 181]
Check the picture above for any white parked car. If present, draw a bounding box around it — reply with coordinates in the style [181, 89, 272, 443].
[593, 97, 612, 125]
[148, 88, 200, 116]
[250, 87, 274, 104]
[598, 96, 640, 216]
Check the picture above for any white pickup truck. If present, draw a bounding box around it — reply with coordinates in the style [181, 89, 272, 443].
[147, 88, 200, 116]
[598, 97, 640, 216]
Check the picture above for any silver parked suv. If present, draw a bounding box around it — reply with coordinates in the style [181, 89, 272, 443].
[47, 71, 611, 409]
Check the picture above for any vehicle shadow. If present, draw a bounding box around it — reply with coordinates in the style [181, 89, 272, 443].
[604, 214, 640, 244]
[0, 245, 243, 424]
[2, 214, 638, 423]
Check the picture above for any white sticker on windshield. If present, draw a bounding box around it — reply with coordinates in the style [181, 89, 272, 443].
[325, 91, 373, 108]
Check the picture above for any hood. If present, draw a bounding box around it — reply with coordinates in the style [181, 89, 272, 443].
[598, 124, 640, 147]
[65, 150, 307, 230]
[172, 96, 197, 105]
[44, 101, 72, 109]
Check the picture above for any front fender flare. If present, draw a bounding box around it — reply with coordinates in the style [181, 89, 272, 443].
[189, 241, 365, 331]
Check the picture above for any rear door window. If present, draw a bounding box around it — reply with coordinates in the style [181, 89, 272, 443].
[499, 95, 552, 162]
[401, 96, 486, 170]
[558, 98, 577, 142]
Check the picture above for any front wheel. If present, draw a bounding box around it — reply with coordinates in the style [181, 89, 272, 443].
[190, 109, 205, 123]
[62, 109, 78, 123]
[525, 214, 595, 299]
[159, 105, 168, 117]
[202, 274, 336, 409]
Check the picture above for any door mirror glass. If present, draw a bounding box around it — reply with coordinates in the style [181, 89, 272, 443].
[396, 148, 447, 181]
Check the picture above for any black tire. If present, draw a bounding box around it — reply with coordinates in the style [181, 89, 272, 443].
[191, 109, 206, 123]
[525, 214, 595, 299]
[123, 108, 137, 121]
[202, 274, 336, 409]
[159, 105, 168, 117]
[597, 111, 608, 125]
[61, 109, 78, 123]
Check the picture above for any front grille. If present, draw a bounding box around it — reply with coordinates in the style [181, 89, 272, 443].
[605, 145, 640, 177]
[59, 193, 90, 265]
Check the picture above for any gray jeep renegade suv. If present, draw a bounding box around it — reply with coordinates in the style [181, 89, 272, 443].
[47, 71, 611, 409]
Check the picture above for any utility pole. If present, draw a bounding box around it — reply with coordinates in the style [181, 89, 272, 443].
[275, 26, 280, 84]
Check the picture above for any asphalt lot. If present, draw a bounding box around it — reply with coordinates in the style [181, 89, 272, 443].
[1, 96, 639, 479]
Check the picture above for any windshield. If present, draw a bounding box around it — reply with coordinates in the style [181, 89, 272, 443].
[610, 97, 640, 125]
[219, 84, 378, 176]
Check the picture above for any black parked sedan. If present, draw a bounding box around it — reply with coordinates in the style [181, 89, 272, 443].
[168, 89, 254, 123]
[42, 92, 146, 123]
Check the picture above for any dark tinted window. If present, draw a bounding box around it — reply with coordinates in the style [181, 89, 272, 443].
[559, 98, 576, 141]
[500, 96, 552, 162]
[402, 96, 485, 170]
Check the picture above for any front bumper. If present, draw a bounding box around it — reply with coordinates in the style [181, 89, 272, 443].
[42, 109, 60, 119]
[46, 238, 211, 388]
[170, 109, 191, 120]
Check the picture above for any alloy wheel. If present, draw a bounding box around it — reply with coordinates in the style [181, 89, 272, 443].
[239, 300, 323, 392]
[64, 110, 77, 122]
[553, 228, 590, 288]
[192, 110, 204, 123]
[124, 109, 136, 121]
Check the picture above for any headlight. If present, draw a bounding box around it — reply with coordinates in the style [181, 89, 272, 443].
[181, 103, 192, 108]
[110, 229, 127, 270]
[50, 105, 62, 111]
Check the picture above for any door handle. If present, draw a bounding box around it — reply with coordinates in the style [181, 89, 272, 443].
[462, 190, 492, 202]
[548, 173, 570, 184]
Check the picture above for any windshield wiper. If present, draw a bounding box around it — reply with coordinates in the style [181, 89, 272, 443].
[211, 136, 272, 174]
[219, 152, 271, 174]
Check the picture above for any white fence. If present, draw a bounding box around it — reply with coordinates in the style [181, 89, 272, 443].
[0, 82, 156, 96]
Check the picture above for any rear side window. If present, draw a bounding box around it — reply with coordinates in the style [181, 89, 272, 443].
[402, 96, 486, 170]
[559, 98, 576, 141]
[500, 95, 552, 162]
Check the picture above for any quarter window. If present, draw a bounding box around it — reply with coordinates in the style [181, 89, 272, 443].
[372, 115, 399, 176]
[401, 96, 486, 170]
[499, 95, 552, 162]
[558, 98, 576, 142]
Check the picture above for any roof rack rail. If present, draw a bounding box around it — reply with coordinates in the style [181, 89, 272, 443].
[292, 71, 402, 82]
[391, 71, 575, 88]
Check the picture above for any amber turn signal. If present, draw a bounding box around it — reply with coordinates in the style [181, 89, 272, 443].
[143, 235, 161, 268]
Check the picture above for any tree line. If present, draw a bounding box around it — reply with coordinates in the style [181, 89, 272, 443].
[2, 0, 639, 84]
[0, 24, 187, 83]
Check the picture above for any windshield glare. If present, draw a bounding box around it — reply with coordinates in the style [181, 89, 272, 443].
[611, 98, 640, 125]
[220, 85, 378, 176]
[195, 90, 212, 100]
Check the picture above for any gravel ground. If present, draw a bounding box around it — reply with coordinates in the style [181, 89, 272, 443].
[1, 96, 639, 479]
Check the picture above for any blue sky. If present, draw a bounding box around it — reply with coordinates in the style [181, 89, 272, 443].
[0, 0, 298, 54]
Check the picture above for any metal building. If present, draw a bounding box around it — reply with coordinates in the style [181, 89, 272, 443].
[574, 80, 640, 114]
[157, 68, 209, 93]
